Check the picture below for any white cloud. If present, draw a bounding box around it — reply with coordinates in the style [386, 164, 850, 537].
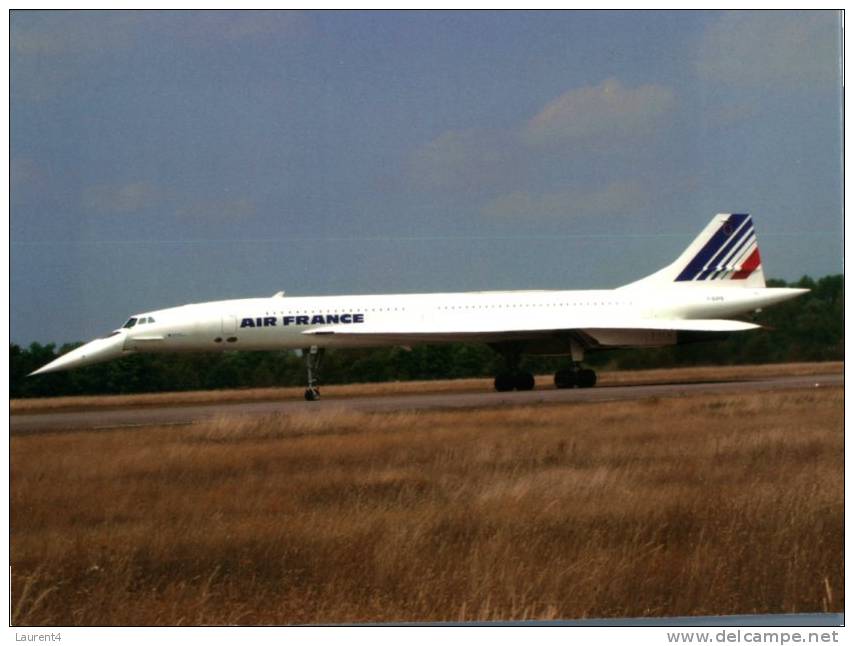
[408, 128, 519, 192]
[81, 182, 256, 221]
[707, 100, 761, 126]
[697, 11, 839, 88]
[523, 78, 676, 145]
[11, 11, 149, 100]
[11, 10, 306, 59]
[11, 11, 309, 101]
[481, 180, 652, 220]
[11, 11, 148, 59]
[82, 182, 160, 215]
[11, 159, 42, 190]
[181, 10, 306, 43]
[177, 197, 257, 221]
[409, 78, 676, 194]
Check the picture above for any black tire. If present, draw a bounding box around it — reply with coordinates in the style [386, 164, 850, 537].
[494, 373, 516, 392]
[514, 372, 535, 391]
[554, 369, 577, 389]
[304, 388, 320, 401]
[578, 369, 597, 388]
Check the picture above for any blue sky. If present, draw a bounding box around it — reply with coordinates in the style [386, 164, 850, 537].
[11, 10, 843, 344]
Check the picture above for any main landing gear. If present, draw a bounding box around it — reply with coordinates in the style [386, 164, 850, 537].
[491, 340, 597, 392]
[493, 366, 597, 391]
[554, 365, 597, 389]
[492, 346, 535, 392]
[303, 345, 324, 401]
[553, 338, 596, 388]
[494, 371, 536, 392]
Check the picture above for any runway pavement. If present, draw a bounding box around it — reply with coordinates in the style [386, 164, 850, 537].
[10, 372, 842, 435]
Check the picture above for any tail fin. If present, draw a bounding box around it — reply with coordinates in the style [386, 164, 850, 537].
[622, 213, 766, 289]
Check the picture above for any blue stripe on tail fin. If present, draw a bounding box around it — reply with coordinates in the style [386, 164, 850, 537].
[620, 213, 766, 289]
[675, 213, 750, 281]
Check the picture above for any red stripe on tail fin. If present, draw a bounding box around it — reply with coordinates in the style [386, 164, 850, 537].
[732, 248, 761, 280]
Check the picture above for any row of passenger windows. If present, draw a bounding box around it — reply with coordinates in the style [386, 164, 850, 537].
[438, 302, 631, 310]
[260, 303, 632, 316]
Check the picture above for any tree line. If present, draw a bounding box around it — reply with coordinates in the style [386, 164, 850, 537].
[9, 275, 842, 398]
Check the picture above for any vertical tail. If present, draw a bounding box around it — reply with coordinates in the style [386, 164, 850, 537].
[622, 213, 766, 289]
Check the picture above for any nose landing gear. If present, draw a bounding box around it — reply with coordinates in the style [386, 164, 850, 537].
[303, 346, 324, 401]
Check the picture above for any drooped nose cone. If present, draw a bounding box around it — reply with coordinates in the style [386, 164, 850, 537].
[29, 332, 128, 376]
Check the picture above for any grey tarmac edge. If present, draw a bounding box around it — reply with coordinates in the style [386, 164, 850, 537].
[10, 373, 843, 436]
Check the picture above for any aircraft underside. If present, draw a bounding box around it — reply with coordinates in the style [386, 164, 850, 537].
[300, 327, 724, 401]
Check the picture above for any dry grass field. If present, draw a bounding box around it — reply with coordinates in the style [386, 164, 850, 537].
[11, 386, 842, 625]
[10, 361, 842, 414]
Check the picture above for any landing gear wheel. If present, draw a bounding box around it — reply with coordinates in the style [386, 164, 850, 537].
[514, 372, 535, 391]
[494, 371, 535, 392]
[578, 369, 597, 388]
[494, 373, 516, 392]
[554, 369, 577, 389]
[304, 387, 320, 401]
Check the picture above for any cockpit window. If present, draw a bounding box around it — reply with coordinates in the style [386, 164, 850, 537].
[148, 317, 155, 323]
[123, 318, 138, 328]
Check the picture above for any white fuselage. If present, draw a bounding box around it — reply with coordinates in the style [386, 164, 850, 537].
[121, 286, 798, 354]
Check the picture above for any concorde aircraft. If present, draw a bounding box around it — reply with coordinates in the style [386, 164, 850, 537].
[31, 213, 807, 400]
